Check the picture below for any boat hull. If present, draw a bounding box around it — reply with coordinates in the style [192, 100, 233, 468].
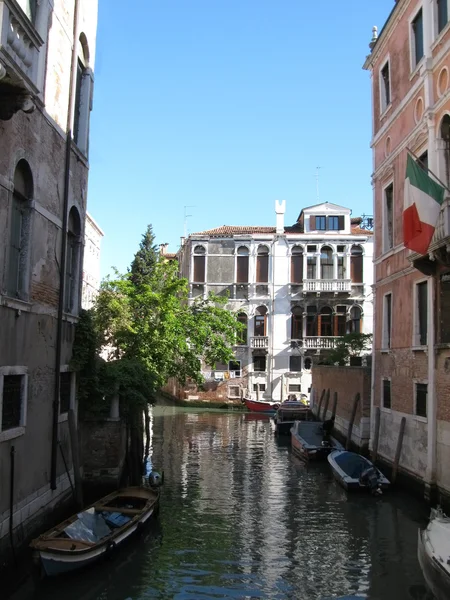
[418, 525, 450, 600]
[291, 421, 340, 461]
[327, 450, 390, 493]
[244, 399, 277, 413]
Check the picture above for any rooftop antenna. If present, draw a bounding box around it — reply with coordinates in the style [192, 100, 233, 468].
[316, 167, 322, 203]
[184, 205, 195, 238]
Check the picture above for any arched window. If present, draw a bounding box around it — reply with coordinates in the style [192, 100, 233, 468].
[236, 312, 248, 345]
[74, 33, 93, 154]
[256, 245, 269, 283]
[351, 245, 363, 283]
[193, 245, 206, 282]
[319, 306, 333, 337]
[8, 160, 33, 299]
[320, 246, 333, 280]
[291, 246, 303, 284]
[349, 306, 362, 334]
[65, 207, 81, 313]
[254, 306, 267, 336]
[236, 246, 249, 283]
[291, 306, 303, 339]
[306, 305, 317, 337]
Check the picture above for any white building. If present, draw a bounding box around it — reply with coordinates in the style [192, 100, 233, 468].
[177, 201, 374, 402]
[82, 213, 104, 309]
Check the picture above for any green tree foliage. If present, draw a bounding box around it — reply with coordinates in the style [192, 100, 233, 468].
[129, 224, 159, 285]
[323, 332, 373, 366]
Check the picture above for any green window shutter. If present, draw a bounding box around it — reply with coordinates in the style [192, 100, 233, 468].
[7, 199, 22, 296]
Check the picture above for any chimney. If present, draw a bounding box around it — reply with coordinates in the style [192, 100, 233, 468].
[159, 243, 169, 256]
[275, 200, 286, 234]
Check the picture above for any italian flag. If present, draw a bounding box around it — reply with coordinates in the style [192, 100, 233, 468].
[403, 154, 445, 255]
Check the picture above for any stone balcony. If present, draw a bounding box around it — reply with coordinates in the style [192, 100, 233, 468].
[250, 336, 269, 349]
[302, 279, 352, 293]
[0, 0, 44, 119]
[292, 336, 340, 350]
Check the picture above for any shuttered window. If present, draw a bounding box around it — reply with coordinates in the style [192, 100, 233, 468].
[351, 245, 363, 283]
[236, 247, 249, 283]
[291, 313, 302, 339]
[290, 247, 303, 283]
[256, 246, 269, 283]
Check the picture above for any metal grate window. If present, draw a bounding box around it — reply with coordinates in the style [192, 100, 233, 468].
[60, 372, 72, 414]
[416, 383, 428, 418]
[2, 375, 23, 431]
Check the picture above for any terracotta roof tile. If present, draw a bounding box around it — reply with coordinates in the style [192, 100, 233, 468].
[192, 225, 276, 237]
[351, 226, 373, 235]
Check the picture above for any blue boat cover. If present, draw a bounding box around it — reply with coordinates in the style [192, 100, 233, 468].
[103, 511, 131, 528]
[334, 452, 370, 479]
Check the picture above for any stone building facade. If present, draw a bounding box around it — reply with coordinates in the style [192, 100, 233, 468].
[82, 213, 103, 309]
[0, 0, 98, 560]
[175, 201, 374, 404]
[364, 0, 450, 500]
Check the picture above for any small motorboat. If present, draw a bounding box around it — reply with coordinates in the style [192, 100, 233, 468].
[327, 450, 390, 494]
[243, 398, 279, 413]
[291, 420, 342, 460]
[273, 401, 312, 435]
[418, 507, 450, 600]
[30, 486, 160, 576]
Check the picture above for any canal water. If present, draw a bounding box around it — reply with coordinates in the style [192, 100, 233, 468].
[12, 405, 434, 600]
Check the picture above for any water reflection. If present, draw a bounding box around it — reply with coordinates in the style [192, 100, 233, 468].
[14, 407, 431, 600]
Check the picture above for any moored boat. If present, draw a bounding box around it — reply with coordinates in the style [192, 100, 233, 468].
[243, 398, 279, 413]
[291, 420, 342, 460]
[274, 401, 312, 435]
[327, 450, 390, 494]
[30, 486, 160, 577]
[418, 507, 450, 600]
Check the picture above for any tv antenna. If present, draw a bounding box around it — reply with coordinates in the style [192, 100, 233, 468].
[184, 205, 195, 238]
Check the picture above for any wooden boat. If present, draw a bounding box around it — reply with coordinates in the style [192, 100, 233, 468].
[418, 507, 450, 600]
[273, 401, 312, 435]
[291, 421, 342, 460]
[243, 398, 279, 413]
[327, 450, 390, 494]
[30, 486, 160, 577]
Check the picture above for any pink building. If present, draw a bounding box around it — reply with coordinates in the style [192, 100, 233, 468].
[364, 0, 450, 502]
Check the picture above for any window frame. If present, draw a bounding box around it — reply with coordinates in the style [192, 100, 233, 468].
[382, 377, 392, 410]
[58, 366, 76, 423]
[315, 216, 326, 231]
[289, 355, 302, 372]
[413, 278, 428, 347]
[0, 366, 28, 442]
[414, 381, 428, 419]
[410, 7, 425, 72]
[382, 292, 393, 350]
[383, 181, 394, 253]
[253, 355, 267, 373]
[379, 57, 392, 115]
[436, 0, 449, 36]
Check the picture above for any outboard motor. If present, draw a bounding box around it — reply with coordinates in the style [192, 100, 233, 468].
[149, 470, 164, 488]
[359, 467, 382, 495]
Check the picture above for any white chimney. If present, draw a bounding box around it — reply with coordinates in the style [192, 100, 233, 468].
[275, 200, 286, 234]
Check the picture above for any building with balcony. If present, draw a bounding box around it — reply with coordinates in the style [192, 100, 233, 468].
[176, 200, 373, 403]
[0, 0, 98, 562]
[364, 0, 450, 502]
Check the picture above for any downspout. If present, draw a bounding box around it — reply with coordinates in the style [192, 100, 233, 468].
[51, 0, 80, 489]
[426, 275, 437, 498]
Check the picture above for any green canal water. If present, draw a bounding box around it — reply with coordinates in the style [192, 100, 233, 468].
[12, 404, 434, 600]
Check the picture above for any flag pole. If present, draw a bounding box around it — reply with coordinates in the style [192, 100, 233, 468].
[406, 147, 450, 193]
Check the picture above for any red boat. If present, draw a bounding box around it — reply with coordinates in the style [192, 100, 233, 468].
[243, 398, 280, 413]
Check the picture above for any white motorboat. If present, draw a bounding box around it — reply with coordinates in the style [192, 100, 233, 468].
[418, 507, 450, 600]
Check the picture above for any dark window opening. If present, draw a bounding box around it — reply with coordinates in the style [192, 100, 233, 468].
[307, 256, 316, 280]
[236, 246, 249, 283]
[417, 281, 428, 345]
[384, 184, 394, 250]
[229, 361, 241, 376]
[320, 247, 333, 280]
[349, 307, 362, 334]
[383, 379, 391, 409]
[319, 307, 333, 337]
[256, 246, 269, 283]
[441, 115, 450, 188]
[385, 294, 392, 348]
[328, 216, 339, 230]
[438, 0, 448, 33]
[60, 372, 71, 414]
[440, 271, 450, 343]
[412, 9, 424, 67]
[381, 61, 390, 110]
[291, 312, 303, 339]
[254, 311, 266, 337]
[351, 245, 363, 283]
[304, 357, 312, 370]
[418, 150, 428, 171]
[289, 356, 302, 372]
[291, 247, 303, 283]
[416, 383, 428, 418]
[2, 375, 23, 431]
[65, 207, 81, 313]
[289, 384, 301, 393]
[253, 356, 266, 372]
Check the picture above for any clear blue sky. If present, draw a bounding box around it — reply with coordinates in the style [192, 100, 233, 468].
[88, 0, 394, 278]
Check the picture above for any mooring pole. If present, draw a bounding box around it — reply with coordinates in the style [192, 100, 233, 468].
[392, 417, 406, 484]
[346, 393, 360, 451]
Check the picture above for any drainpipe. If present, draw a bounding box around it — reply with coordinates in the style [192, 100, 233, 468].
[51, 0, 80, 490]
[426, 275, 437, 498]
[270, 240, 276, 399]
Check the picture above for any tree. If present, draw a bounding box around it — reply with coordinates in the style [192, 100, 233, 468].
[129, 224, 159, 286]
[323, 332, 373, 366]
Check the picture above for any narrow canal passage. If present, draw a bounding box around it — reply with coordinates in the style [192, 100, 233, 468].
[14, 406, 432, 600]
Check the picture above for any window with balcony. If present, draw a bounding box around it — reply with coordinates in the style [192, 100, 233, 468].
[320, 246, 333, 280]
[7, 160, 33, 300]
[380, 60, 391, 113]
[349, 306, 362, 334]
[193, 245, 206, 283]
[411, 9, 424, 69]
[383, 293, 392, 349]
[254, 306, 267, 336]
[65, 207, 82, 314]
[437, 0, 448, 34]
[306, 306, 317, 336]
[236, 313, 248, 345]
[318, 307, 333, 336]
[256, 246, 269, 283]
[307, 256, 316, 280]
[291, 246, 303, 283]
[383, 183, 394, 252]
[253, 356, 266, 372]
[351, 245, 363, 283]
[415, 382, 428, 418]
[415, 280, 428, 346]
[337, 254, 345, 279]
[335, 305, 347, 336]
[291, 307, 303, 339]
[236, 246, 249, 283]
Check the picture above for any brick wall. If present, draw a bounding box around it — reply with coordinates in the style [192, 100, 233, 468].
[162, 376, 247, 405]
[80, 419, 127, 483]
[311, 365, 371, 450]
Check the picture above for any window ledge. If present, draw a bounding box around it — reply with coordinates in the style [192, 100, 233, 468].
[58, 413, 68, 423]
[0, 427, 25, 442]
[1, 295, 32, 312]
[409, 58, 425, 81]
[62, 312, 79, 324]
[435, 343, 450, 350]
[380, 102, 393, 120]
[431, 21, 450, 52]
[380, 348, 391, 354]
[381, 406, 392, 413]
[415, 415, 428, 423]
[412, 345, 427, 352]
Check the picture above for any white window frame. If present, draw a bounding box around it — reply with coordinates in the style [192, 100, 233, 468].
[382, 292, 393, 350]
[434, 0, 449, 39]
[0, 366, 28, 442]
[413, 278, 428, 348]
[382, 180, 394, 253]
[414, 379, 428, 421]
[58, 365, 76, 423]
[409, 5, 425, 73]
[228, 359, 242, 377]
[381, 377, 392, 412]
[227, 385, 241, 399]
[379, 56, 392, 115]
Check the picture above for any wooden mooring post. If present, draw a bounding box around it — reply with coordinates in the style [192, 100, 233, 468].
[331, 391, 338, 420]
[371, 406, 381, 463]
[392, 417, 406, 484]
[346, 393, 360, 451]
[316, 389, 326, 420]
[322, 389, 330, 421]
